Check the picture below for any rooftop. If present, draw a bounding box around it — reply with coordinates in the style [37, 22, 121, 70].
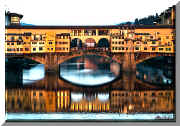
[5, 11, 23, 19]
[6, 25, 175, 29]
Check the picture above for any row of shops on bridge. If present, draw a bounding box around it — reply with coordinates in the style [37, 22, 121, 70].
[5, 26, 175, 54]
[5, 11, 175, 55]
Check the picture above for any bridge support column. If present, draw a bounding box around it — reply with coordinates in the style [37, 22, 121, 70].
[45, 64, 59, 73]
[122, 71, 136, 90]
[122, 53, 136, 72]
[44, 53, 59, 73]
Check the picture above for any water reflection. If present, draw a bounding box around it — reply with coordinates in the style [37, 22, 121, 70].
[59, 55, 121, 86]
[71, 92, 109, 102]
[23, 64, 45, 84]
[71, 93, 83, 102]
[136, 56, 175, 85]
[5, 56, 175, 120]
[5, 58, 45, 88]
[5, 89, 174, 113]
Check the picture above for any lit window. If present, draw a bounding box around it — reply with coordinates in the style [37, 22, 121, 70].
[11, 36, 15, 41]
[7, 48, 11, 51]
[39, 47, 43, 51]
[32, 42, 37, 44]
[159, 48, 164, 51]
[40, 35, 42, 40]
[11, 17, 19, 23]
[152, 41, 156, 44]
[18, 36, 22, 41]
[166, 48, 171, 51]
[25, 48, 29, 51]
[152, 48, 156, 51]
[168, 42, 171, 46]
[135, 47, 139, 50]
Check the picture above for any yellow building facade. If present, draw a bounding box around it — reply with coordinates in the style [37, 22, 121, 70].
[134, 27, 175, 53]
[5, 25, 175, 54]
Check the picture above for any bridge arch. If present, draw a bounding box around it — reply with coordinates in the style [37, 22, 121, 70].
[135, 53, 174, 64]
[22, 55, 46, 64]
[97, 38, 110, 51]
[5, 57, 43, 65]
[70, 38, 82, 49]
[57, 53, 122, 65]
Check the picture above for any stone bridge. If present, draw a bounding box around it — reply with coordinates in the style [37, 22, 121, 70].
[135, 53, 174, 64]
[5, 52, 174, 72]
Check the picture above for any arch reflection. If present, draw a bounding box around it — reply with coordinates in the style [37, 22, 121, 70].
[6, 89, 174, 113]
[59, 55, 121, 86]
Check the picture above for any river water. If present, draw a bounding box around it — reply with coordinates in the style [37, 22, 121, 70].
[5, 55, 175, 121]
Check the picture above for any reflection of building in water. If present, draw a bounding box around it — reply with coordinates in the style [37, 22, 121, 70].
[6, 89, 31, 112]
[84, 58, 97, 70]
[56, 90, 70, 111]
[110, 62, 120, 76]
[70, 93, 110, 112]
[136, 63, 173, 85]
[111, 90, 174, 113]
[31, 90, 56, 112]
[6, 89, 174, 113]
[31, 90, 46, 112]
[6, 89, 57, 112]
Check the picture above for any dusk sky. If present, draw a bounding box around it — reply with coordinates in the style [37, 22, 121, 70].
[5, 0, 179, 25]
